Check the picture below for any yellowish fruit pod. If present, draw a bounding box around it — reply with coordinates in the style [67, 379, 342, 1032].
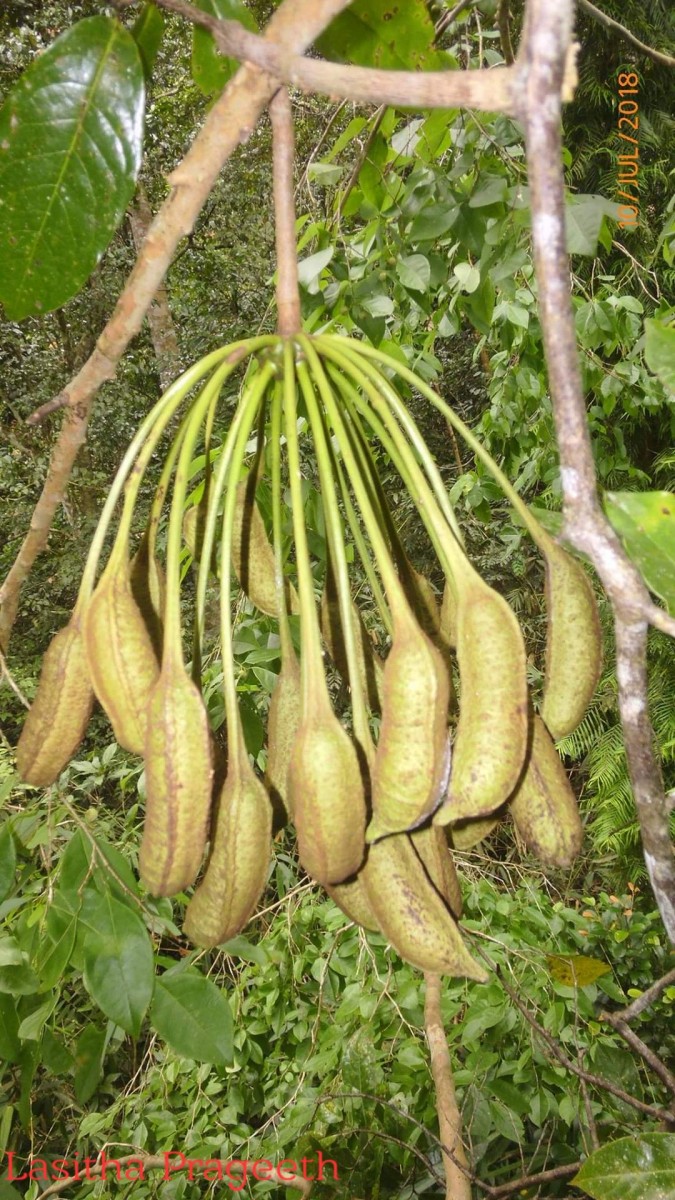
[367, 614, 450, 840]
[264, 646, 302, 821]
[319, 571, 383, 711]
[139, 658, 214, 896]
[434, 574, 528, 824]
[509, 714, 583, 867]
[439, 579, 457, 651]
[16, 615, 94, 787]
[84, 553, 160, 755]
[541, 542, 602, 740]
[231, 476, 299, 618]
[183, 753, 272, 948]
[325, 866, 380, 933]
[287, 712, 366, 886]
[410, 825, 463, 919]
[130, 530, 165, 660]
[447, 813, 501, 851]
[362, 833, 486, 980]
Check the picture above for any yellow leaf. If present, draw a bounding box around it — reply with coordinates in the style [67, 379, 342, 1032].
[546, 954, 611, 987]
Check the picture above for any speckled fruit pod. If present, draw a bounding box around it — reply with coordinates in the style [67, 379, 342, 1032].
[287, 713, 366, 886]
[325, 866, 380, 933]
[541, 542, 602, 740]
[264, 650, 302, 819]
[84, 557, 159, 755]
[362, 833, 486, 981]
[434, 581, 528, 824]
[447, 813, 501, 851]
[183, 760, 272, 947]
[319, 582, 383, 711]
[16, 616, 94, 787]
[367, 619, 450, 840]
[411, 825, 463, 919]
[509, 714, 583, 868]
[231, 478, 299, 617]
[130, 534, 165, 660]
[139, 660, 214, 896]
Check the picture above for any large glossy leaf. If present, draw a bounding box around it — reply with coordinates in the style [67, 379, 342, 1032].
[80, 890, 154, 1036]
[0, 16, 144, 319]
[645, 318, 675, 394]
[192, 0, 258, 96]
[605, 491, 675, 615]
[73, 1024, 107, 1105]
[318, 0, 445, 71]
[151, 969, 233, 1064]
[573, 1134, 675, 1200]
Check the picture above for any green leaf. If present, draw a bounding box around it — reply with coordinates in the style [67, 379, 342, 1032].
[40, 1028, 74, 1076]
[573, 1134, 675, 1200]
[0, 16, 144, 319]
[565, 195, 618, 257]
[298, 248, 334, 291]
[81, 891, 154, 1036]
[37, 897, 78, 989]
[192, 0, 258, 96]
[132, 3, 165, 77]
[59, 829, 93, 896]
[397, 254, 431, 293]
[453, 262, 481, 294]
[644, 319, 675, 394]
[0, 995, 20, 1062]
[220, 936, 269, 966]
[73, 1024, 107, 1105]
[604, 491, 675, 614]
[151, 970, 233, 1064]
[0, 824, 16, 903]
[17, 994, 57, 1041]
[317, 0, 444, 71]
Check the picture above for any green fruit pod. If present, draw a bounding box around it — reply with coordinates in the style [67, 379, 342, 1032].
[139, 660, 214, 896]
[509, 714, 583, 867]
[447, 813, 501, 851]
[362, 833, 486, 980]
[183, 758, 272, 948]
[84, 555, 159, 755]
[265, 649, 302, 820]
[541, 543, 602, 740]
[16, 616, 94, 787]
[287, 711, 366, 886]
[325, 867, 380, 933]
[435, 578, 528, 824]
[410, 824, 463, 918]
[130, 532, 165, 660]
[368, 618, 450, 840]
[319, 581, 383, 711]
[231, 478, 299, 618]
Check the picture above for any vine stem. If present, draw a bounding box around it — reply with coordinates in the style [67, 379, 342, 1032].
[270, 89, 301, 337]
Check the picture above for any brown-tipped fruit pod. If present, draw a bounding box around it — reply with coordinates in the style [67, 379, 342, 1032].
[183, 759, 272, 947]
[509, 714, 583, 868]
[434, 578, 528, 825]
[130, 533, 165, 660]
[287, 710, 366, 886]
[139, 660, 214, 896]
[362, 833, 486, 980]
[319, 577, 383, 711]
[367, 618, 450, 840]
[265, 649, 302, 821]
[410, 824, 463, 918]
[84, 555, 160, 755]
[325, 867, 380, 933]
[231, 478, 299, 618]
[541, 542, 602, 740]
[16, 616, 94, 787]
[448, 813, 501, 851]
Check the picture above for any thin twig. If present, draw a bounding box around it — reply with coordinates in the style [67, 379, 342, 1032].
[497, 0, 515, 65]
[37, 1155, 312, 1200]
[601, 1011, 675, 1097]
[0, 648, 30, 708]
[270, 88, 301, 336]
[424, 972, 472, 1199]
[611, 966, 675, 1022]
[576, 0, 675, 69]
[517, 0, 675, 942]
[486, 1161, 581, 1198]
[0, 0, 354, 652]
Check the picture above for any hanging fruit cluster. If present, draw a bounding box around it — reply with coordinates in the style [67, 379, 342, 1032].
[16, 332, 602, 981]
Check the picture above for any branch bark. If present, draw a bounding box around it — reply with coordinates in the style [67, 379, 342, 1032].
[516, 0, 675, 944]
[270, 88, 301, 336]
[424, 972, 472, 1200]
[37, 1155, 312, 1200]
[0, 0, 353, 652]
[576, 0, 675, 69]
[128, 184, 182, 389]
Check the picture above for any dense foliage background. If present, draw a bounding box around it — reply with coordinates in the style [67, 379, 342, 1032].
[1, 2, 674, 1197]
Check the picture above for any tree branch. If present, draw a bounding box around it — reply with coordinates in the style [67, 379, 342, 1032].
[424, 972, 472, 1200]
[37, 1155, 312, 1200]
[576, 0, 675, 69]
[138, 0, 519, 114]
[0, 0, 354, 652]
[610, 966, 675, 1023]
[517, 0, 675, 944]
[270, 88, 301, 336]
[601, 1010, 675, 1098]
